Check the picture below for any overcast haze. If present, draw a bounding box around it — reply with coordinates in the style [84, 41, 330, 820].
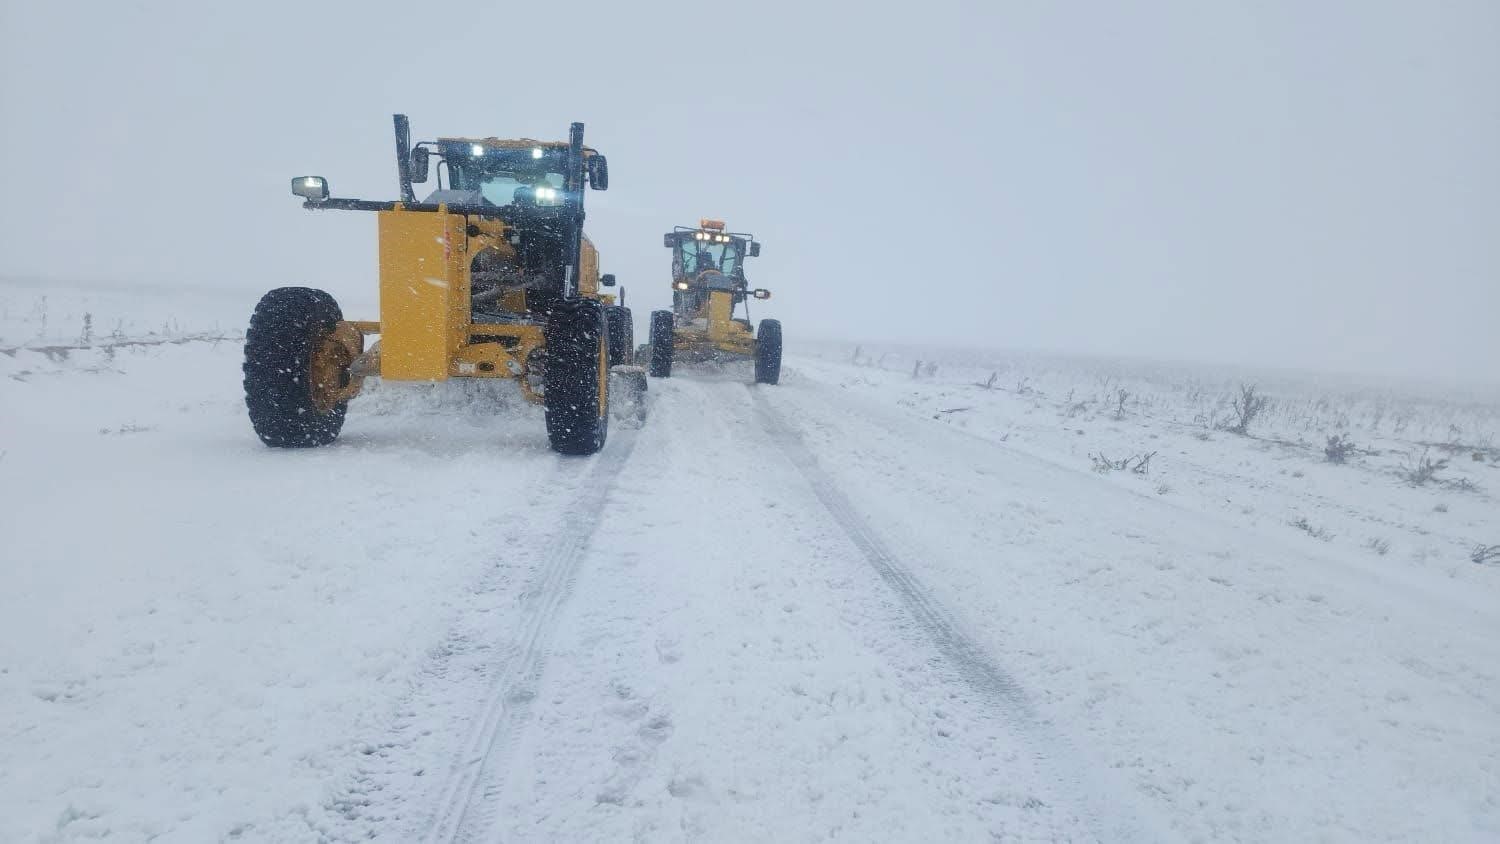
[2, 0, 1495, 382]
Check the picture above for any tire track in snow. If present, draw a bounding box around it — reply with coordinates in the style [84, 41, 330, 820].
[750, 388, 1160, 843]
[421, 430, 639, 844]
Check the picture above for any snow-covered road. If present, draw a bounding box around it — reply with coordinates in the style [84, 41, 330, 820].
[2, 300, 1497, 842]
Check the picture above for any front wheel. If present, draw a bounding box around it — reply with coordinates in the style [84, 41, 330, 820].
[544, 299, 610, 455]
[243, 287, 351, 447]
[754, 319, 782, 385]
[648, 310, 674, 378]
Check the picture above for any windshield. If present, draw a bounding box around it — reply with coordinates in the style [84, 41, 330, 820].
[443, 143, 569, 207]
[681, 238, 743, 277]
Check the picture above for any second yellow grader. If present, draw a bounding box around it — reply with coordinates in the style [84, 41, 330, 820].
[646, 219, 782, 384]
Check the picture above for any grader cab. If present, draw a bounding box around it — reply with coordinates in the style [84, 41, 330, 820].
[647, 219, 782, 384]
[243, 114, 634, 455]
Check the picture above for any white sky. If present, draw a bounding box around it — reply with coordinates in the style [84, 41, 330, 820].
[1, 0, 1495, 382]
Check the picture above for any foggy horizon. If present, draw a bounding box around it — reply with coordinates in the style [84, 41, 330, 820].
[2, 0, 1495, 384]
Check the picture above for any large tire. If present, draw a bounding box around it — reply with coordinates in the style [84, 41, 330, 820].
[243, 287, 349, 447]
[544, 298, 610, 455]
[648, 310, 674, 378]
[754, 319, 782, 385]
[606, 305, 634, 366]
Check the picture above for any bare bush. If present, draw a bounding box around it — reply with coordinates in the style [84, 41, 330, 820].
[1227, 384, 1269, 435]
[1113, 388, 1130, 420]
[1324, 434, 1357, 464]
[1290, 516, 1335, 542]
[1400, 448, 1449, 486]
[1090, 451, 1156, 475]
[1417, 435, 1499, 465]
[1472, 544, 1500, 565]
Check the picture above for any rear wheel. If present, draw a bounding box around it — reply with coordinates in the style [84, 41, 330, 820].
[648, 310, 674, 378]
[243, 287, 350, 447]
[754, 319, 782, 385]
[606, 305, 634, 366]
[544, 298, 610, 455]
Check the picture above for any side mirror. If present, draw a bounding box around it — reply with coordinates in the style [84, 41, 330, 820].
[749, 241, 761, 257]
[601, 273, 616, 287]
[663, 233, 675, 248]
[292, 176, 329, 201]
[410, 147, 430, 183]
[752, 288, 772, 300]
[587, 154, 609, 190]
[393, 113, 415, 204]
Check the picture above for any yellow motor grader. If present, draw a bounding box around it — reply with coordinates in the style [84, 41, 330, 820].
[244, 114, 637, 455]
[646, 219, 781, 384]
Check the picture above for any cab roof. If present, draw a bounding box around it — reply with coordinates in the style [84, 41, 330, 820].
[437, 137, 600, 155]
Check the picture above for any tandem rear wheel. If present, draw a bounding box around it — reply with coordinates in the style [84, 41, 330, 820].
[544, 298, 611, 455]
[648, 310, 674, 378]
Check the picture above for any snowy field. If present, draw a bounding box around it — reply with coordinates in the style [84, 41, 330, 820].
[3, 278, 1498, 842]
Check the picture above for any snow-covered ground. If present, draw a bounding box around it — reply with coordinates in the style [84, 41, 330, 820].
[2, 280, 1497, 842]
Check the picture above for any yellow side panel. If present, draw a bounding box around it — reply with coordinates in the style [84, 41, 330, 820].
[578, 236, 599, 297]
[707, 290, 735, 335]
[378, 209, 465, 380]
[706, 290, 755, 353]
